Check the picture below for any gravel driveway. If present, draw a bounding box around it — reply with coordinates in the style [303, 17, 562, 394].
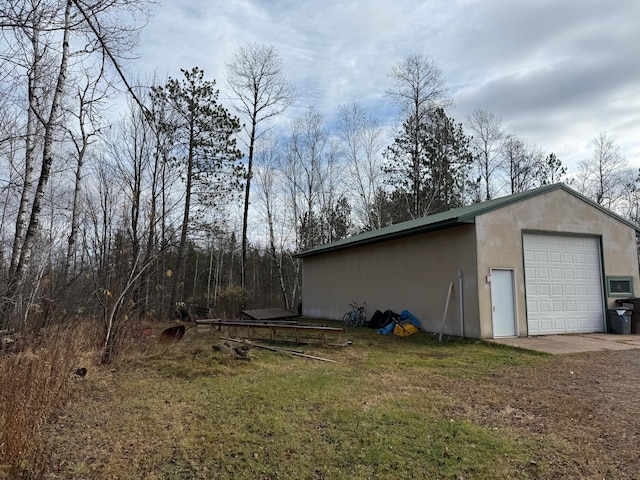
[445, 348, 640, 478]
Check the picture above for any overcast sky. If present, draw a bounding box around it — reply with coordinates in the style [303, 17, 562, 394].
[136, 0, 640, 172]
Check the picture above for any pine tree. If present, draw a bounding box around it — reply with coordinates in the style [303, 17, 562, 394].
[152, 67, 243, 314]
[383, 107, 474, 220]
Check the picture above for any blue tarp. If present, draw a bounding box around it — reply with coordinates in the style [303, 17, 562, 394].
[400, 310, 421, 328]
[377, 321, 396, 335]
[378, 310, 421, 334]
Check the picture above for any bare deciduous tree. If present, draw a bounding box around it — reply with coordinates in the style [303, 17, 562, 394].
[62, 70, 107, 283]
[0, 0, 152, 328]
[226, 42, 293, 292]
[386, 54, 451, 118]
[336, 102, 385, 231]
[253, 139, 291, 309]
[281, 107, 341, 251]
[575, 132, 629, 209]
[466, 109, 503, 201]
[501, 135, 542, 194]
[8, 0, 74, 312]
[386, 55, 452, 217]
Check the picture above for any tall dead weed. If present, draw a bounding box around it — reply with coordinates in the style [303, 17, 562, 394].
[0, 323, 93, 478]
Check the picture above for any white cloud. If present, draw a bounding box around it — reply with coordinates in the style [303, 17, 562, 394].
[135, 0, 640, 171]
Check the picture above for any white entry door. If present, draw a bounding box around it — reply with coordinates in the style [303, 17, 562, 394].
[491, 269, 517, 337]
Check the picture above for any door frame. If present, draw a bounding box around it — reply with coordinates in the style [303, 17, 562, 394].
[490, 268, 518, 338]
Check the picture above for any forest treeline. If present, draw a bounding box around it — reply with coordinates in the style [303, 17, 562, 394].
[1, 2, 639, 360]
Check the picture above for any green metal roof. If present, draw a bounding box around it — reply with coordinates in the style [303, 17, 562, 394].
[297, 183, 640, 258]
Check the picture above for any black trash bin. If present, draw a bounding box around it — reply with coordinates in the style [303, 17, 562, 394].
[614, 299, 640, 334]
[608, 309, 631, 334]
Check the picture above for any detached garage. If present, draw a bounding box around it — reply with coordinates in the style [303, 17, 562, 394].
[298, 184, 640, 339]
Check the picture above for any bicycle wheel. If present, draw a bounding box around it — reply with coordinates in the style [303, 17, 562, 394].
[342, 312, 352, 325]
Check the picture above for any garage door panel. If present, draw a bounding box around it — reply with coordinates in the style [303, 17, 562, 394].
[539, 301, 552, 312]
[537, 251, 548, 262]
[535, 235, 548, 245]
[567, 318, 579, 329]
[537, 268, 550, 279]
[554, 318, 567, 330]
[524, 234, 604, 335]
[587, 269, 600, 280]
[580, 317, 597, 329]
[588, 285, 601, 295]
[539, 318, 553, 330]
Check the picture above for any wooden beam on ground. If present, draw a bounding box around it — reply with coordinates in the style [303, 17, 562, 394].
[220, 337, 304, 354]
[220, 337, 336, 363]
[241, 308, 299, 321]
[197, 320, 342, 332]
[197, 319, 343, 345]
[289, 351, 337, 363]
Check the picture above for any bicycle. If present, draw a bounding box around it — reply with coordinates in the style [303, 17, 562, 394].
[342, 301, 367, 327]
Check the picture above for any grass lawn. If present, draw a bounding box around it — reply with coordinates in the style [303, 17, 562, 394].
[31, 322, 564, 479]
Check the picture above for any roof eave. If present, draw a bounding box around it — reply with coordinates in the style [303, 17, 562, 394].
[296, 183, 640, 258]
[296, 218, 473, 258]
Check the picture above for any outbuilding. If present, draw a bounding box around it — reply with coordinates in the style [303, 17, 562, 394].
[298, 184, 640, 338]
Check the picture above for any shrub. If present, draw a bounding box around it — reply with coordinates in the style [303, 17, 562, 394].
[215, 285, 247, 318]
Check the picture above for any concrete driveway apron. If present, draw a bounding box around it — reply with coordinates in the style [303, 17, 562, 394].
[488, 333, 640, 354]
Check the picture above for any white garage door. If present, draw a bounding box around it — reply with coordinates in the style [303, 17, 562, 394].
[523, 233, 605, 335]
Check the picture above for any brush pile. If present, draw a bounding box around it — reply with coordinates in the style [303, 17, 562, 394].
[212, 340, 253, 360]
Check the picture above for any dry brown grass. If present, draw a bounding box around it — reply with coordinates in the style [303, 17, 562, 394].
[6, 323, 640, 479]
[0, 322, 96, 478]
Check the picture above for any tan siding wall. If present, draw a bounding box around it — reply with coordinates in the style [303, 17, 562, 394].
[301, 224, 480, 336]
[476, 189, 640, 337]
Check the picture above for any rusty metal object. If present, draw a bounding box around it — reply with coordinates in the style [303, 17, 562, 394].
[160, 325, 185, 343]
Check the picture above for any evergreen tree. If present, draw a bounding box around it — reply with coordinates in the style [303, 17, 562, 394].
[151, 67, 243, 314]
[535, 152, 567, 186]
[383, 107, 474, 221]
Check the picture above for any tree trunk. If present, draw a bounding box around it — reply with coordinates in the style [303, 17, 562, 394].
[169, 125, 195, 315]
[240, 117, 257, 292]
[4, 1, 72, 326]
[267, 204, 289, 310]
[9, 24, 41, 279]
[65, 120, 88, 283]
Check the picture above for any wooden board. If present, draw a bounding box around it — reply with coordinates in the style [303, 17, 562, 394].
[198, 320, 343, 345]
[198, 321, 343, 332]
[241, 308, 299, 321]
